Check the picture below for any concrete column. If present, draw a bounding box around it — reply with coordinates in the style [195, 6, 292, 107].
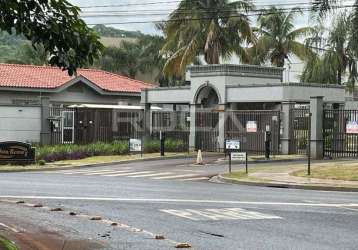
[143, 103, 151, 138]
[189, 104, 197, 151]
[40, 96, 51, 145]
[218, 105, 227, 152]
[281, 101, 295, 154]
[141, 89, 151, 138]
[310, 96, 324, 159]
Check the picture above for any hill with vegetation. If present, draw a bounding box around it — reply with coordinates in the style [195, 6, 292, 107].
[92, 24, 144, 39]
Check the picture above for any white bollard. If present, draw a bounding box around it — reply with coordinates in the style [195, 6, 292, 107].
[196, 149, 204, 165]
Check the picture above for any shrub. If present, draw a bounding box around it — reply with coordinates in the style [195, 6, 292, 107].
[36, 141, 129, 162]
[35, 139, 184, 163]
[38, 160, 46, 166]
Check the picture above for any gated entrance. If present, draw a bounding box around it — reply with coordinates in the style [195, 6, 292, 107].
[195, 111, 219, 151]
[324, 109, 358, 158]
[75, 108, 113, 144]
[225, 111, 281, 154]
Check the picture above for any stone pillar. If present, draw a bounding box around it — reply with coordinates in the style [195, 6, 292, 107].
[40, 96, 51, 145]
[310, 96, 324, 159]
[143, 103, 151, 138]
[189, 104, 197, 151]
[218, 105, 227, 152]
[281, 101, 295, 154]
[141, 89, 151, 138]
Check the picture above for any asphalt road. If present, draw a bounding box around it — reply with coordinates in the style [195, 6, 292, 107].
[0, 157, 357, 250]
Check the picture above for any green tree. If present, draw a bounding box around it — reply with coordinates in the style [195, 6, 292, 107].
[0, 0, 103, 75]
[160, 0, 255, 77]
[301, 14, 357, 86]
[311, 0, 337, 17]
[248, 7, 313, 67]
[97, 36, 165, 79]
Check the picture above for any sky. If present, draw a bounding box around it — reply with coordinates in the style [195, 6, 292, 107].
[68, 0, 354, 82]
[69, 0, 313, 35]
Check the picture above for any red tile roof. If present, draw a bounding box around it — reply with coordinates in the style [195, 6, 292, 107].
[0, 63, 153, 93]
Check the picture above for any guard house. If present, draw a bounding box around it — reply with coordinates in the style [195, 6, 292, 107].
[142, 64, 345, 154]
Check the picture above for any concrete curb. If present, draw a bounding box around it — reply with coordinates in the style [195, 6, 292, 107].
[217, 174, 358, 192]
[0, 154, 198, 173]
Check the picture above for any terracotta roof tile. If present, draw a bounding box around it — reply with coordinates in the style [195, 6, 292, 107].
[0, 63, 153, 93]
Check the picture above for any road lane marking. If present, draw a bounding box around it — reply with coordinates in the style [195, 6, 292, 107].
[103, 171, 153, 177]
[128, 172, 174, 178]
[161, 208, 282, 221]
[84, 170, 134, 176]
[1, 196, 357, 207]
[153, 174, 197, 180]
[180, 177, 210, 181]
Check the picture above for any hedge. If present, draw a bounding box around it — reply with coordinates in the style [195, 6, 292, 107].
[36, 139, 186, 162]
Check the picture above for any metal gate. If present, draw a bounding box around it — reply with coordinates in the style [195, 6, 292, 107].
[75, 108, 113, 144]
[195, 111, 219, 151]
[152, 111, 190, 152]
[225, 110, 281, 154]
[289, 108, 310, 155]
[324, 109, 358, 158]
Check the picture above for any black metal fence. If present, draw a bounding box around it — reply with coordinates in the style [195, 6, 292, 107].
[48, 107, 282, 154]
[225, 110, 281, 154]
[151, 111, 190, 152]
[324, 109, 358, 158]
[195, 111, 219, 151]
[289, 108, 310, 155]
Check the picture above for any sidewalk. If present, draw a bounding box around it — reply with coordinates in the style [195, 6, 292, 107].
[219, 160, 358, 192]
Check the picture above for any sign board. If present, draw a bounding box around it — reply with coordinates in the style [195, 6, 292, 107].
[231, 152, 247, 161]
[246, 121, 257, 133]
[0, 141, 35, 164]
[346, 121, 358, 134]
[225, 139, 240, 150]
[129, 139, 142, 152]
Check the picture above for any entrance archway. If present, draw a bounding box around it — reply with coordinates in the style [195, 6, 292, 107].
[194, 85, 220, 151]
[195, 85, 220, 109]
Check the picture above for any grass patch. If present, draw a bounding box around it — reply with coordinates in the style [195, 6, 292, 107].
[223, 170, 248, 179]
[292, 165, 358, 181]
[0, 152, 192, 172]
[0, 236, 18, 250]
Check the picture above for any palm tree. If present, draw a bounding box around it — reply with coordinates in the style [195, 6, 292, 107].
[311, 0, 337, 17]
[301, 13, 357, 86]
[97, 36, 165, 80]
[248, 7, 313, 67]
[160, 0, 255, 77]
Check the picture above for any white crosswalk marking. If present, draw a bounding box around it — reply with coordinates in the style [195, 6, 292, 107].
[128, 172, 174, 178]
[152, 174, 197, 180]
[179, 177, 210, 182]
[161, 208, 282, 221]
[84, 170, 133, 176]
[44, 168, 210, 182]
[103, 171, 153, 177]
[56, 168, 131, 175]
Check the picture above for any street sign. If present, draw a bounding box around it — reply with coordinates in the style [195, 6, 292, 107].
[225, 139, 240, 150]
[346, 121, 358, 134]
[231, 152, 247, 161]
[129, 139, 142, 152]
[246, 121, 257, 133]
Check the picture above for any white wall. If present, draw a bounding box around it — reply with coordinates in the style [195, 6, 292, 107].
[0, 106, 41, 143]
